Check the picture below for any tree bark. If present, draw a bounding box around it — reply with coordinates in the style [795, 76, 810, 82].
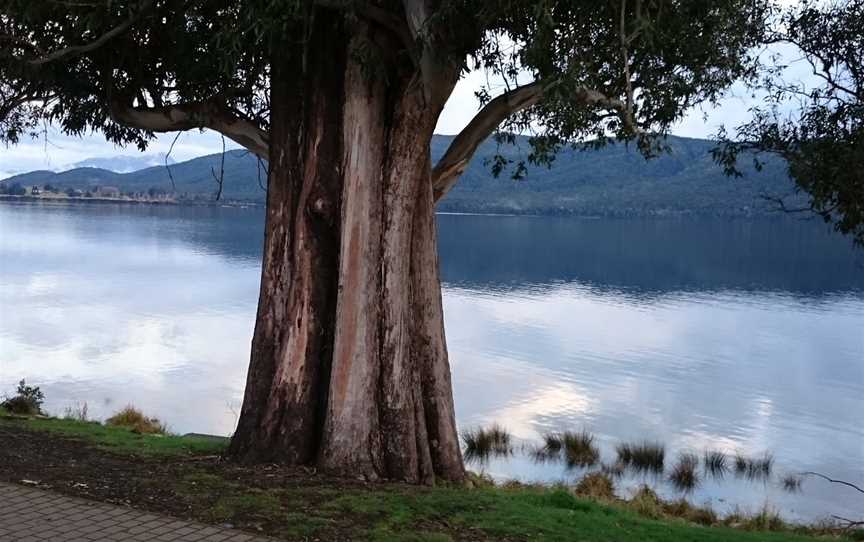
[229, 15, 464, 484]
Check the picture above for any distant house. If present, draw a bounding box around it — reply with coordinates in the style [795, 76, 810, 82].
[30, 186, 41, 196]
[99, 186, 121, 198]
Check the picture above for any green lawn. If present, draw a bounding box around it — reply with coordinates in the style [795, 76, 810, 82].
[10, 415, 227, 456]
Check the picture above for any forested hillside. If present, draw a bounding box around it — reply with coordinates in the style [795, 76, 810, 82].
[1, 135, 798, 215]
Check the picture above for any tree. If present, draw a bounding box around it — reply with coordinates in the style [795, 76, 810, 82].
[2, 181, 26, 196]
[0, 0, 768, 483]
[715, 0, 864, 245]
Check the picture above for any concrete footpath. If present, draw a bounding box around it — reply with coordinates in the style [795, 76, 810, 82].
[0, 482, 274, 541]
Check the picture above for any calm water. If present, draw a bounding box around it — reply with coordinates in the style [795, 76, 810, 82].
[1, 201, 862, 522]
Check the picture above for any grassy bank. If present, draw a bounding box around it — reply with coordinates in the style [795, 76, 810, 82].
[1, 415, 856, 542]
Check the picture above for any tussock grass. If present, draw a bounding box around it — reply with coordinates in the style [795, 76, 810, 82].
[781, 475, 802, 493]
[542, 432, 564, 454]
[62, 402, 89, 422]
[106, 405, 167, 435]
[600, 461, 626, 478]
[732, 451, 774, 481]
[665, 499, 719, 526]
[627, 485, 664, 519]
[669, 452, 701, 492]
[530, 432, 567, 463]
[733, 452, 774, 481]
[749, 453, 774, 480]
[735, 505, 787, 532]
[561, 430, 600, 468]
[704, 449, 729, 478]
[533, 430, 600, 468]
[617, 441, 665, 474]
[574, 472, 616, 500]
[462, 424, 512, 463]
[734, 451, 749, 474]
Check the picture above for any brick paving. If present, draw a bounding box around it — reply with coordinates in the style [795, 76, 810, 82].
[0, 482, 275, 541]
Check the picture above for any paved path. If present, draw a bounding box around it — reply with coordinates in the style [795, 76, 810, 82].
[0, 482, 274, 541]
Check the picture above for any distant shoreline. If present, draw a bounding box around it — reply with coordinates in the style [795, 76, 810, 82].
[0, 193, 805, 221]
[0, 194, 261, 208]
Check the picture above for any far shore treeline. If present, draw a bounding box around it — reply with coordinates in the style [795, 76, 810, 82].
[0, 135, 799, 216]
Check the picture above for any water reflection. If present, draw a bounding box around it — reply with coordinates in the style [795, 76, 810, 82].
[0, 201, 862, 522]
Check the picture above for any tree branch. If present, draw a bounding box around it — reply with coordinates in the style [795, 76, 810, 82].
[801, 472, 864, 494]
[315, 0, 414, 54]
[432, 82, 545, 202]
[28, 0, 153, 66]
[432, 82, 637, 202]
[109, 98, 269, 160]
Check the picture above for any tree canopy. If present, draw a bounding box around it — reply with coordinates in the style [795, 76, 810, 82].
[715, 0, 864, 245]
[2, 1, 768, 184]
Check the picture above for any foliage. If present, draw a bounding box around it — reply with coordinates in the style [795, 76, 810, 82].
[105, 405, 167, 434]
[715, 0, 864, 245]
[0, 0, 768, 177]
[1, 379, 45, 415]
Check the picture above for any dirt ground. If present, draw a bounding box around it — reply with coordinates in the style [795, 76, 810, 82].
[0, 420, 408, 540]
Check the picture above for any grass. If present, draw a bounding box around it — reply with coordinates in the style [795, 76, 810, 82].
[62, 401, 89, 422]
[557, 430, 600, 468]
[669, 452, 700, 492]
[105, 405, 167, 434]
[11, 416, 227, 456]
[733, 452, 775, 481]
[733, 505, 788, 532]
[310, 485, 823, 542]
[782, 474, 803, 493]
[704, 449, 729, 478]
[534, 431, 600, 468]
[574, 472, 616, 500]
[461, 424, 512, 463]
[616, 441, 665, 474]
[0, 415, 850, 542]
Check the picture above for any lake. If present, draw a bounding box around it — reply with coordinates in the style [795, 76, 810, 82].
[1, 201, 862, 522]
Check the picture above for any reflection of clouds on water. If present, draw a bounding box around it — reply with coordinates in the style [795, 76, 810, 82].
[444, 281, 864, 521]
[1, 203, 862, 521]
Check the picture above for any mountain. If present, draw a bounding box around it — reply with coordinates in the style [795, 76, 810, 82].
[70, 153, 176, 173]
[1, 135, 800, 215]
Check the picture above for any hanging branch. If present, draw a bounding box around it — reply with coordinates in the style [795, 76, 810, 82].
[164, 132, 182, 190]
[831, 516, 864, 532]
[27, 0, 154, 66]
[617, 0, 640, 135]
[800, 471, 864, 494]
[256, 156, 267, 192]
[211, 135, 226, 201]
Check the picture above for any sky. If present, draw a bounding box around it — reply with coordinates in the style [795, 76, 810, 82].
[0, 44, 811, 180]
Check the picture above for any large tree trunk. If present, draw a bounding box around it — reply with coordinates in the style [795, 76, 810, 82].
[228, 15, 464, 484]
